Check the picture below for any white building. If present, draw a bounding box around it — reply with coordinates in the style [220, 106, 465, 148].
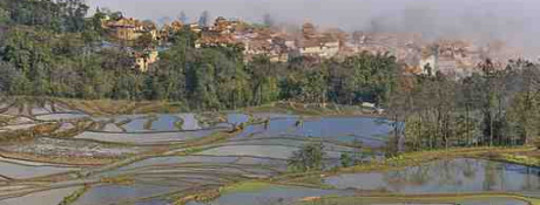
[299, 40, 340, 59]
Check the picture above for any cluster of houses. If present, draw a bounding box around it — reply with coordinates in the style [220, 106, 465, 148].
[414, 39, 524, 78]
[99, 15, 346, 71]
[194, 19, 343, 63]
[99, 15, 523, 77]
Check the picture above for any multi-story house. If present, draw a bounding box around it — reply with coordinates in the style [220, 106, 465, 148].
[103, 17, 157, 41]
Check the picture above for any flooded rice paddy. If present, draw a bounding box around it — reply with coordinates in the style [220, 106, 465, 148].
[187, 185, 351, 205]
[0, 99, 538, 205]
[325, 158, 540, 194]
[0, 160, 78, 179]
[0, 186, 82, 205]
[180, 158, 540, 205]
[232, 115, 391, 147]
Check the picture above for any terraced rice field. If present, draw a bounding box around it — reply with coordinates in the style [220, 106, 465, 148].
[0, 98, 538, 205]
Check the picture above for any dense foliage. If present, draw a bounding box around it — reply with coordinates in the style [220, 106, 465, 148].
[0, 0, 399, 110]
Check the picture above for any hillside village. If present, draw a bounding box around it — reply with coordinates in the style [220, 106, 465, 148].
[99, 14, 523, 77]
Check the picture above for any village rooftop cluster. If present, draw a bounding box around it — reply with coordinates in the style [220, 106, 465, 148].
[100, 13, 524, 77]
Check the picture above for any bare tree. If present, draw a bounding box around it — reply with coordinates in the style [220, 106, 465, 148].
[178, 11, 188, 23]
[263, 13, 274, 28]
[198, 10, 209, 27]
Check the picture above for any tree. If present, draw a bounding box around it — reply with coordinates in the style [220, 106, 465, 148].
[178, 11, 188, 23]
[59, 0, 90, 32]
[0, 62, 16, 93]
[340, 152, 353, 168]
[262, 13, 274, 28]
[287, 142, 326, 172]
[247, 55, 280, 105]
[198, 10, 209, 27]
[506, 62, 540, 145]
[135, 32, 156, 49]
[2, 0, 91, 32]
[109, 11, 123, 20]
[383, 63, 418, 152]
[170, 27, 197, 47]
[304, 70, 327, 104]
[457, 76, 481, 146]
[158, 16, 171, 25]
[0, 7, 8, 24]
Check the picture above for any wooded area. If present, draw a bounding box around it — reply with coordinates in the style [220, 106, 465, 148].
[0, 0, 398, 110]
[387, 59, 540, 151]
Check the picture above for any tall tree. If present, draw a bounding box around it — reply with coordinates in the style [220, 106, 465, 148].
[262, 13, 274, 28]
[178, 11, 188, 23]
[58, 0, 89, 32]
[198, 10, 209, 27]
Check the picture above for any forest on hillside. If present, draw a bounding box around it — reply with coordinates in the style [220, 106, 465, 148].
[0, 0, 398, 110]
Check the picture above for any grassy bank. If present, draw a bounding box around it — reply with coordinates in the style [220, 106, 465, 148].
[5, 96, 379, 117]
[219, 181, 274, 194]
[0, 151, 118, 166]
[242, 101, 379, 117]
[58, 98, 187, 116]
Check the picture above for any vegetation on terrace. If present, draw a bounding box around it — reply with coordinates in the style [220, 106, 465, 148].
[298, 193, 540, 205]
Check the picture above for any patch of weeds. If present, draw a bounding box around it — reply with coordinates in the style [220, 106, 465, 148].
[174, 118, 184, 130]
[100, 176, 134, 185]
[498, 153, 540, 166]
[58, 186, 89, 205]
[219, 181, 273, 194]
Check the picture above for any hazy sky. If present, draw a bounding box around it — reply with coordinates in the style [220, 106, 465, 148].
[86, 0, 540, 52]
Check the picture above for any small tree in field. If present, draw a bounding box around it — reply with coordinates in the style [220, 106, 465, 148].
[287, 142, 326, 172]
[340, 152, 353, 167]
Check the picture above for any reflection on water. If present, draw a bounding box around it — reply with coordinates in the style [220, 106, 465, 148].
[227, 113, 250, 125]
[235, 115, 392, 148]
[100, 114, 203, 132]
[122, 114, 182, 132]
[85, 113, 391, 147]
[325, 158, 540, 194]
